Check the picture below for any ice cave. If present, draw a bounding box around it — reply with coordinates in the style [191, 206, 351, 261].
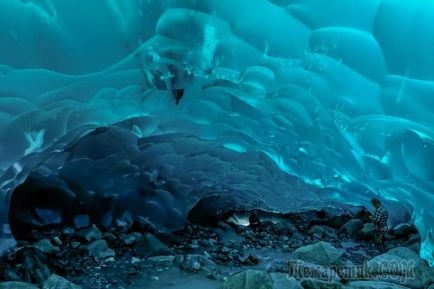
[0, 0, 434, 288]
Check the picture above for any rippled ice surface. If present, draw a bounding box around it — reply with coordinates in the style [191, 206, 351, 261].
[0, 0, 433, 265]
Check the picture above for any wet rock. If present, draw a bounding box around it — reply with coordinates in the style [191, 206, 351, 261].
[238, 253, 259, 265]
[300, 278, 343, 289]
[122, 232, 141, 245]
[32, 239, 59, 255]
[131, 216, 157, 233]
[75, 225, 102, 242]
[366, 247, 424, 288]
[270, 273, 303, 289]
[368, 247, 423, 270]
[73, 215, 89, 230]
[274, 221, 297, 235]
[133, 233, 173, 258]
[403, 235, 420, 248]
[308, 225, 337, 239]
[309, 225, 328, 235]
[69, 241, 80, 249]
[222, 270, 302, 289]
[52, 237, 62, 247]
[0, 282, 39, 289]
[14, 247, 52, 284]
[0, 266, 20, 281]
[131, 256, 141, 265]
[85, 240, 115, 261]
[358, 223, 375, 239]
[147, 255, 175, 267]
[62, 227, 75, 236]
[294, 242, 343, 265]
[181, 254, 218, 274]
[42, 274, 81, 289]
[392, 224, 416, 239]
[344, 281, 410, 289]
[339, 219, 364, 236]
[387, 247, 424, 266]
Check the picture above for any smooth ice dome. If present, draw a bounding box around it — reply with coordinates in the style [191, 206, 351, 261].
[0, 0, 433, 266]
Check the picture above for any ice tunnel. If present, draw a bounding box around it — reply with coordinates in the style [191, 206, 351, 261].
[0, 0, 434, 266]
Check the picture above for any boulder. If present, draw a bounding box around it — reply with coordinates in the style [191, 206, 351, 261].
[85, 240, 115, 261]
[274, 221, 298, 234]
[392, 224, 416, 239]
[294, 242, 343, 265]
[344, 281, 410, 289]
[32, 239, 59, 255]
[147, 255, 175, 267]
[133, 233, 173, 258]
[122, 232, 142, 245]
[42, 274, 82, 289]
[0, 282, 39, 289]
[271, 273, 303, 289]
[366, 247, 425, 288]
[358, 223, 375, 239]
[181, 254, 219, 274]
[386, 247, 423, 266]
[300, 278, 343, 289]
[222, 270, 302, 289]
[75, 225, 102, 242]
[309, 225, 335, 237]
[73, 215, 89, 229]
[339, 219, 364, 236]
[420, 266, 434, 287]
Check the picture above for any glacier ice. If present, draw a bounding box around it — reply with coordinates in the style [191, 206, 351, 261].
[0, 0, 434, 265]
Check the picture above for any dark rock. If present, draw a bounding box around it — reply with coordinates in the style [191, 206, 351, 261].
[358, 223, 375, 239]
[308, 225, 336, 239]
[75, 225, 102, 242]
[32, 239, 59, 255]
[11, 247, 52, 284]
[133, 233, 173, 258]
[366, 247, 425, 288]
[339, 219, 363, 236]
[350, 207, 372, 221]
[73, 215, 89, 230]
[131, 216, 156, 233]
[274, 221, 297, 235]
[181, 254, 218, 274]
[392, 224, 416, 239]
[421, 266, 434, 288]
[70, 241, 81, 249]
[238, 253, 259, 265]
[122, 232, 141, 245]
[249, 211, 261, 229]
[84, 240, 115, 261]
[0, 266, 20, 281]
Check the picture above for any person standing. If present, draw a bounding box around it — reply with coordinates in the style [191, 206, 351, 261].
[370, 198, 389, 250]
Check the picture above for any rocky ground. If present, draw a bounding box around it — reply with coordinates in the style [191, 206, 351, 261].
[0, 206, 433, 289]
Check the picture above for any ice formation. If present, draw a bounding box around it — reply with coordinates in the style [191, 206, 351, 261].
[0, 0, 433, 265]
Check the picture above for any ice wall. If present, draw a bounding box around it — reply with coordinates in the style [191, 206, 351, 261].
[0, 0, 433, 265]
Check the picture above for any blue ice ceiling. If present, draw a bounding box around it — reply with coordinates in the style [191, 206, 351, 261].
[0, 0, 433, 265]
